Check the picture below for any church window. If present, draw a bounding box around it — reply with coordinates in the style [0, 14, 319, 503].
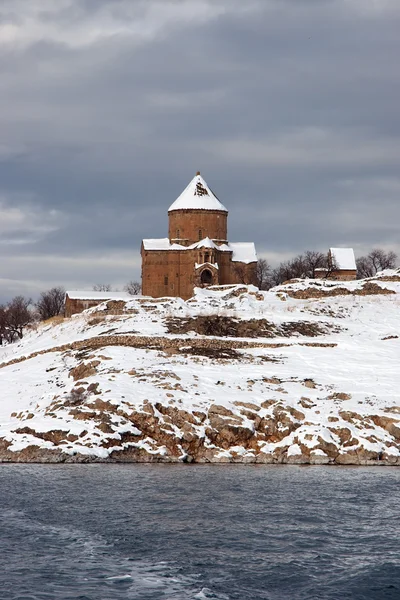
[205, 253, 210, 263]
[164, 276, 168, 286]
[198, 229, 203, 240]
[176, 229, 180, 239]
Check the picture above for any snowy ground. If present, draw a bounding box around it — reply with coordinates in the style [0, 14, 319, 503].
[0, 271, 399, 464]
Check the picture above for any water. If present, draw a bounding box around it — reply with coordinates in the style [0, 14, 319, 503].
[0, 465, 399, 600]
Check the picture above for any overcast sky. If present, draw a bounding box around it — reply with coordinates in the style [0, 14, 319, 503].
[1, 0, 399, 300]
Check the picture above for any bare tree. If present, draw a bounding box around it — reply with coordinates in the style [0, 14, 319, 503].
[0, 305, 8, 345]
[256, 258, 273, 290]
[272, 250, 333, 285]
[6, 296, 33, 340]
[124, 280, 141, 295]
[303, 251, 328, 278]
[93, 284, 112, 291]
[273, 254, 308, 285]
[36, 286, 65, 321]
[356, 249, 397, 278]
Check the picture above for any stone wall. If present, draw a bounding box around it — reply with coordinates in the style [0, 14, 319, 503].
[168, 209, 228, 245]
[141, 248, 198, 299]
[65, 296, 106, 318]
[0, 331, 338, 373]
[142, 246, 257, 299]
[314, 269, 357, 282]
[328, 269, 357, 281]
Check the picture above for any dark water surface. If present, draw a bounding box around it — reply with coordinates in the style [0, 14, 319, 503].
[0, 465, 399, 600]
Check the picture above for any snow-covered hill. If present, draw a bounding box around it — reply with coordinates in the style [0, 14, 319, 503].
[1, 271, 399, 464]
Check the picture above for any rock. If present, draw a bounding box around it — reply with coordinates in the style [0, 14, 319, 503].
[303, 378, 316, 389]
[208, 404, 235, 417]
[69, 361, 100, 381]
[328, 392, 352, 401]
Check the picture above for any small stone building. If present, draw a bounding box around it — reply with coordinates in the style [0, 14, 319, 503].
[315, 248, 357, 281]
[141, 172, 257, 299]
[64, 291, 133, 317]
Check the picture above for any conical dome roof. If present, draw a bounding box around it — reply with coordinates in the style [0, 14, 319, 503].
[168, 172, 228, 213]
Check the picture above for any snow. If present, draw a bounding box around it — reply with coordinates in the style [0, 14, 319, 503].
[330, 248, 356, 270]
[287, 444, 302, 456]
[66, 291, 133, 301]
[193, 237, 216, 249]
[142, 238, 186, 251]
[168, 174, 228, 213]
[1, 269, 400, 463]
[195, 263, 219, 270]
[142, 237, 257, 263]
[229, 242, 257, 264]
[142, 238, 171, 251]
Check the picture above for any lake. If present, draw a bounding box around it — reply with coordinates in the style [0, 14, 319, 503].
[0, 464, 399, 599]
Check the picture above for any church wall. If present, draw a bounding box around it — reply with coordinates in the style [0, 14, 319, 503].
[142, 248, 199, 299]
[168, 210, 228, 245]
[142, 246, 258, 300]
[215, 251, 234, 285]
[230, 261, 258, 286]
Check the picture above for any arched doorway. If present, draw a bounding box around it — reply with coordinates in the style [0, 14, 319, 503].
[200, 269, 213, 285]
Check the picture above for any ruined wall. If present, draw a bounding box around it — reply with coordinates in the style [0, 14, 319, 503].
[328, 270, 357, 281]
[315, 270, 357, 282]
[168, 209, 228, 245]
[65, 297, 106, 318]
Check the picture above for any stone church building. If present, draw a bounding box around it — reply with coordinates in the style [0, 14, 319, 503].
[141, 172, 257, 299]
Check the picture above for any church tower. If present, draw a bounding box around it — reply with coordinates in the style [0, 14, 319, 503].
[141, 172, 257, 299]
[168, 172, 228, 246]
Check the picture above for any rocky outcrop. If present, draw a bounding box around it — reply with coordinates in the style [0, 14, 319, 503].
[3, 388, 399, 464]
[1, 277, 399, 465]
[285, 282, 395, 300]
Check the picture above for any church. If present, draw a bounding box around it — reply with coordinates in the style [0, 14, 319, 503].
[141, 172, 257, 299]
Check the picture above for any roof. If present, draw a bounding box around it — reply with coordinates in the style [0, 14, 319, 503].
[168, 173, 228, 213]
[65, 291, 133, 301]
[189, 237, 218, 250]
[142, 238, 186, 251]
[330, 248, 356, 270]
[229, 242, 258, 264]
[142, 237, 257, 263]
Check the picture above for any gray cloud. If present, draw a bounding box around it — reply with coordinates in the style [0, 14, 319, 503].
[0, 0, 399, 301]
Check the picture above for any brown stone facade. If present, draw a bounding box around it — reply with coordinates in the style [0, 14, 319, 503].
[65, 293, 132, 317]
[141, 174, 257, 300]
[168, 209, 228, 245]
[141, 246, 257, 300]
[315, 268, 357, 282]
[65, 296, 103, 318]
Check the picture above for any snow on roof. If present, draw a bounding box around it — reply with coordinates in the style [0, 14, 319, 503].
[142, 238, 185, 251]
[195, 262, 219, 269]
[168, 173, 228, 213]
[330, 248, 356, 270]
[189, 237, 218, 250]
[142, 237, 257, 263]
[229, 242, 257, 264]
[66, 291, 133, 301]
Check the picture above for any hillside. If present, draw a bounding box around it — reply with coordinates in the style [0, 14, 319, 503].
[0, 271, 399, 465]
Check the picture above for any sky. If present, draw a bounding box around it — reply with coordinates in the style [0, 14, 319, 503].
[1, 0, 399, 300]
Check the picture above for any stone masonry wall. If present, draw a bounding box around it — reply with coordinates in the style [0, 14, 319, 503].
[65, 297, 106, 318]
[142, 246, 257, 299]
[168, 209, 228, 245]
